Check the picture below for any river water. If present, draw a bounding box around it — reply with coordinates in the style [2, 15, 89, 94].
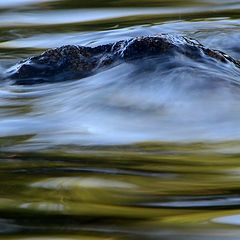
[0, 0, 240, 239]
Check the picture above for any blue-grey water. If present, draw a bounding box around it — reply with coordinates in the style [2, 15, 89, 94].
[0, 0, 240, 239]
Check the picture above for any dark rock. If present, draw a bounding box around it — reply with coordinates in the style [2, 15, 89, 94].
[6, 34, 240, 85]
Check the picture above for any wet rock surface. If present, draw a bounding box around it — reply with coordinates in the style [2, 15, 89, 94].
[6, 34, 240, 85]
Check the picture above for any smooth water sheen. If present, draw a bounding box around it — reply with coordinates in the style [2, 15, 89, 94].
[0, 0, 240, 239]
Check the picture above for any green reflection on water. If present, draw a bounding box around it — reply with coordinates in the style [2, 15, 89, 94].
[0, 0, 240, 239]
[1, 142, 240, 238]
[39, 0, 205, 9]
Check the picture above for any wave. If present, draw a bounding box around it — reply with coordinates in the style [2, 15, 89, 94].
[1, 47, 240, 150]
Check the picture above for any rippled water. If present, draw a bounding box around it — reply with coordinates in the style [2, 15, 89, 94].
[1, 0, 240, 239]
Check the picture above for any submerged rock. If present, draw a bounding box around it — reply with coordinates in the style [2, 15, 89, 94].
[6, 34, 240, 85]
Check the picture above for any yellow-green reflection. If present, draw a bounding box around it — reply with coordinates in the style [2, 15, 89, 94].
[0, 0, 240, 240]
[1, 142, 240, 239]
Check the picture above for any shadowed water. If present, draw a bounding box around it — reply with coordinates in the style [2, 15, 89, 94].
[0, 0, 240, 239]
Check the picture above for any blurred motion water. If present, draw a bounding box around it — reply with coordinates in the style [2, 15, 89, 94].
[0, 0, 240, 239]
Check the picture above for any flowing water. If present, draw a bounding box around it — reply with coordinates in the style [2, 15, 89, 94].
[1, 0, 240, 239]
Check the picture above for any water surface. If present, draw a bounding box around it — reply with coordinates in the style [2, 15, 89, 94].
[0, 0, 240, 239]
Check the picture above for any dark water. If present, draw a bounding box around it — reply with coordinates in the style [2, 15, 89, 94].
[1, 0, 240, 239]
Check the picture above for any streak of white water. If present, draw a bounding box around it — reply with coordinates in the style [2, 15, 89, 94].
[1, 43, 240, 150]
